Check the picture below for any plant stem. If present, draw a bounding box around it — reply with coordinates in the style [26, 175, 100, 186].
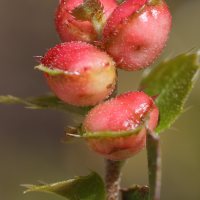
[104, 159, 126, 200]
[104, 79, 126, 200]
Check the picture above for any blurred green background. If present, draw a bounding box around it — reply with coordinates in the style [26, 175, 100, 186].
[0, 0, 200, 200]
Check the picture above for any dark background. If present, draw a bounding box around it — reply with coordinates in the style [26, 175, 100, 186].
[0, 0, 200, 200]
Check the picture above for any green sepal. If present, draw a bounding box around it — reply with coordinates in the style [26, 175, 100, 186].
[21, 170, 106, 200]
[116, 0, 126, 5]
[35, 65, 64, 76]
[65, 124, 145, 138]
[149, 0, 162, 6]
[146, 127, 161, 200]
[139, 51, 200, 133]
[84, 126, 144, 137]
[0, 95, 93, 116]
[121, 185, 149, 200]
[62, 129, 81, 143]
[116, 0, 160, 7]
[71, 0, 106, 39]
[62, 123, 83, 143]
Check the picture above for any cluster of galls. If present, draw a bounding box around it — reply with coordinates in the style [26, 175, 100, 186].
[36, 0, 171, 161]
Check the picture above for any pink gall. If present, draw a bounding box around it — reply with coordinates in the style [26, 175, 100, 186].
[82, 91, 159, 160]
[55, 0, 117, 43]
[36, 42, 117, 106]
[102, 0, 172, 71]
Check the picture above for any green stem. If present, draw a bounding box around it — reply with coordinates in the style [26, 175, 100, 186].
[104, 78, 127, 200]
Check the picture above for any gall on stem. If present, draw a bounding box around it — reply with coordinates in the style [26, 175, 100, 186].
[36, 42, 117, 106]
[102, 0, 172, 71]
[82, 91, 159, 160]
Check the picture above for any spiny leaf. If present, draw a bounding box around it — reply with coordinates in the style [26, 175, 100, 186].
[139, 52, 200, 133]
[146, 127, 161, 200]
[0, 95, 93, 116]
[121, 185, 149, 200]
[22, 170, 106, 200]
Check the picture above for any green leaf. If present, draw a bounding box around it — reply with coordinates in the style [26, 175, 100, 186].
[71, 0, 106, 39]
[146, 127, 161, 200]
[121, 185, 149, 200]
[22, 170, 106, 200]
[0, 95, 92, 116]
[139, 52, 200, 133]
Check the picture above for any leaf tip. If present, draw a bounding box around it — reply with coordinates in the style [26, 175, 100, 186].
[196, 49, 200, 66]
[181, 105, 193, 114]
[164, 49, 174, 62]
[186, 46, 197, 55]
[73, 119, 82, 125]
[20, 184, 34, 194]
[37, 180, 48, 185]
